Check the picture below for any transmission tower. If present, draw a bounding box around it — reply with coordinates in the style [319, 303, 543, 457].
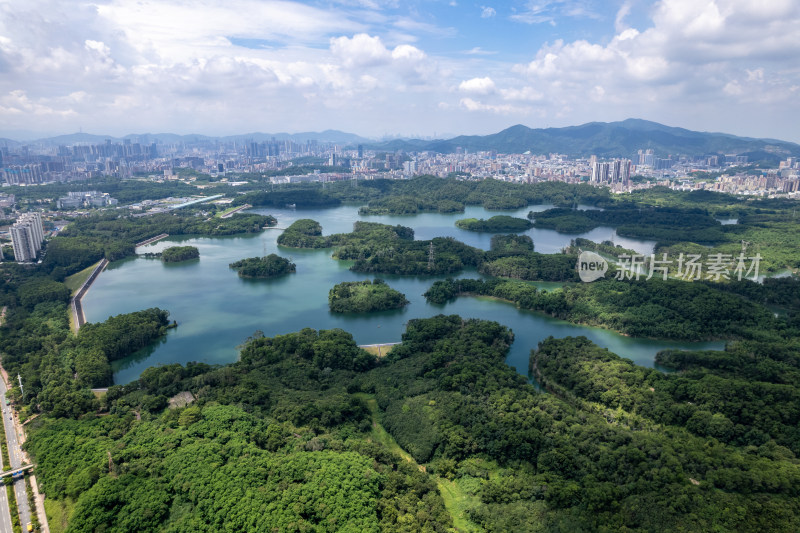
[427, 242, 435, 271]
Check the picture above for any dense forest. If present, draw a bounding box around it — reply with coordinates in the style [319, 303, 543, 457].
[160, 246, 199, 263]
[349, 176, 612, 214]
[529, 205, 727, 243]
[22, 315, 800, 532]
[424, 277, 794, 340]
[2, 177, 800, 532]
[228, 254, 296, 278]
[328, 279, 409, 313]
[455, 215, 533, 232]
[0, 304, 173, 410]
[533, 336, 800, 453]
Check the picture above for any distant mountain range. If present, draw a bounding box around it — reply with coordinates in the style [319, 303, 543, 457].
[366, 119, 800, 158]
[3, 119, 798, 159]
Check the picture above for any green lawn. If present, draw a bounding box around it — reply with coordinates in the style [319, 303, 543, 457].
[64, 261, 101, 296]
[437, 478, 483, 533]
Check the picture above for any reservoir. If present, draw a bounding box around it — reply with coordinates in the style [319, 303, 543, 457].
[82, 204, 724, 384]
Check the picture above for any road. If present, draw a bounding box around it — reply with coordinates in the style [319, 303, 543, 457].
[0, 421, 13, 533]
[0, 375, 30, 532]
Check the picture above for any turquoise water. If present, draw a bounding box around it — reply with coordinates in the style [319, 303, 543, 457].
[82, 205, 723, 384]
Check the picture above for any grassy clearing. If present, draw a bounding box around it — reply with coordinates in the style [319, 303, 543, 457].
[436, 478, 482, 533]
[64, 261, 101, 296]
[43, 498, 73, 533]
[353, 393, 413, 463]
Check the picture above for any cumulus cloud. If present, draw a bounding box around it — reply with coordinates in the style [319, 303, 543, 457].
[511, 0, 800, 116]
[330, 34, 391, 67]
[481, 6, 496, 18]
[458, 77, 496, 94]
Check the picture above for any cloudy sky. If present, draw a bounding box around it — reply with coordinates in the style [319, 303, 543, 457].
[1, 0, 798, 141]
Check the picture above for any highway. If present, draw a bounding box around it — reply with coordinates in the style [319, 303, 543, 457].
[0, 424, 13, 533]
[0, 375, 30, 532]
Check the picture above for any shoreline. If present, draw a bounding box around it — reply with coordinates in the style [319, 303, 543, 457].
[70, 259, 108, 332]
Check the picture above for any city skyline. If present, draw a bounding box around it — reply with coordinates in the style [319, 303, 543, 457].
[2, 0, 799, 142]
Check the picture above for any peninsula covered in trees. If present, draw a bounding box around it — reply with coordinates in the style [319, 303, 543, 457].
[328, 279, 409, 313]
[423, 277, 788, 340]
[229, 254, 296, 278]
[43, 211, 276, 279]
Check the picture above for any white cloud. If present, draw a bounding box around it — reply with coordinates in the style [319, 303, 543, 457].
[746, 68, 764, 83]
[463, 47, 497, 55]
[481, 6, 496, 18]
[513, 0, 800, 107]
[458, 77, 496, 95]
[459, 97, 518, 114]
[614, 2, 632, 32]
[511, 1, 601, 25]
[330, 34, 391, 68]
[0, 90, 78, 118]
[501, 0, 800, 139]
[499, 86, 543, 102]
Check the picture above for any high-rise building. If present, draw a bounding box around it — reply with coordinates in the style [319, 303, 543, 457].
[591, 159, 630, 185]
[611, 160, 621, 183]
[591, 162, 609, 183]
[620, 159, 631, 186]
[1, 164, 45, 185]
[11, 212, 44, 262]
[637, 149, 655, 167]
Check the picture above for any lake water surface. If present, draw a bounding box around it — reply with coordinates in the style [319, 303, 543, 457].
[83, 205, 724, 384]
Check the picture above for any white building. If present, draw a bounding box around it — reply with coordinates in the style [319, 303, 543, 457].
[11, 212, 44, 262]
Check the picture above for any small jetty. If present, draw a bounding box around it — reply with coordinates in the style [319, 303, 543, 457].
[135, 233, 169, 247]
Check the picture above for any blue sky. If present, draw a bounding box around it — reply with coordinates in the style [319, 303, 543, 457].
[1, 0, 799, 142]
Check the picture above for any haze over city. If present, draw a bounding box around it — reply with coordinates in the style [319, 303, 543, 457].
[2, 0, 799, 142]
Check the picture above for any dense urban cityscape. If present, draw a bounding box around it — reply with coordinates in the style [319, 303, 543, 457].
[2, 130, 799, 263]
[1, 135, 799, 191]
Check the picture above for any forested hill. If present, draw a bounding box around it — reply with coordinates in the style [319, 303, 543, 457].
[368, 118, 800, 157]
